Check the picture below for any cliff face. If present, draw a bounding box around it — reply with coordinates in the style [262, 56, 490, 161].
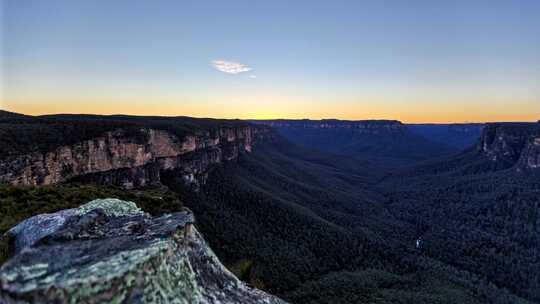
[0, 125, 273, 189]
[478, 122, 540, 171]
[0, 199, 286, 304]
[518, 136, 540, 170]
[253, 119, 405, 134]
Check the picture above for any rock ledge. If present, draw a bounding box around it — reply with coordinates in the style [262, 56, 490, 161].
[0, 199, 286, 304]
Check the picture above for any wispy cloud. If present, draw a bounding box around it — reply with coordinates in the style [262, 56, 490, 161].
[211, 60, 252, 75]
[248, 74, 257, 79]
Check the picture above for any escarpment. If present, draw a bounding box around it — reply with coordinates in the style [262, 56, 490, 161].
[250, 119, 461, 167]
[478, 122, 540, 171]
[0, 199, 286, 303]
[0, 122, 274, 189]
[252, 119, 405, 134]
[518, 134, 540, 170]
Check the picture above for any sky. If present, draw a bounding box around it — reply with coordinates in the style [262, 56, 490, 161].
[1, 0, 540, 123]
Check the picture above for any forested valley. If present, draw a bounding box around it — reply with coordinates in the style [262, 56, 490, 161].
[1, 113, 539, 303]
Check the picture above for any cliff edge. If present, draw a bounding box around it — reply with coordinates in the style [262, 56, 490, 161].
[0, 199, 286, 304]
[478, 122, 540, 171]
[0, 114, 274, 189]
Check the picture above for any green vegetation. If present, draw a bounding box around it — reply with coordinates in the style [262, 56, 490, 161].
[284, 270, 484, 304]
[164, 141, 533, 304]
[381, 164, 540, 302]
[0, 183, 184, 235]
[0, 112, 249, 158]
[1, 113, 538, 303]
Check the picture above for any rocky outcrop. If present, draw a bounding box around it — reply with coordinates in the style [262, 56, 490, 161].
[0, 125, 274, 189]
[517, 135, 540, 170]
[0, 199, 286, 304]
[478, 122, 540, 171]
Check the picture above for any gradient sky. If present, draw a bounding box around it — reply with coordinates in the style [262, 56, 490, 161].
[1, 0, 540, 122]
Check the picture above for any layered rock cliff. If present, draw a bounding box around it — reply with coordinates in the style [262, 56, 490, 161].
[478, 122, 540, 171]
[0, 199, 286, 303]
[0, 124, 273, 189]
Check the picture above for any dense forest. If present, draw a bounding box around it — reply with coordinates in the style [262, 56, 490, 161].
[379, 152, 540, 302]
[1, 112, 539, 303]
[165, 139, 534, 303]
[0, 183, 185, 265]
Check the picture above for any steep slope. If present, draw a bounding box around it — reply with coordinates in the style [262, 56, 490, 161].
[0, 113, 273, 188]
[168, 138, 527, 304]
[0, 110, 31, 119]
[0, 199, 286, 303]
[378, 122, 540, 302]
[402, 122, 540, 176]
[252, 119, 457, 167]
[479, 122, 540, 171]
[164, 139, 386, 292]
[1, 113, 536, 303]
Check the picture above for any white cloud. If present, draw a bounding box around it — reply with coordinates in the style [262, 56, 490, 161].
[211, 60, 252, 75]
[248, 74, 257, 79]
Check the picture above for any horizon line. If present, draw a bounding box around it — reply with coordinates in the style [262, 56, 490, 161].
[2, 108, 538, 125]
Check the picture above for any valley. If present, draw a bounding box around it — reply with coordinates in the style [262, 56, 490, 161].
[1, 111, 539, 303]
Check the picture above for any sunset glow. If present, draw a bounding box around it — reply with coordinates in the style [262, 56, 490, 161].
[2, 0, 540, 123]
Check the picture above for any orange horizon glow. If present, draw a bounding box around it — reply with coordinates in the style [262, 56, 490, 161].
[3, 101, 539, 124]
[4, 1, 540, 126]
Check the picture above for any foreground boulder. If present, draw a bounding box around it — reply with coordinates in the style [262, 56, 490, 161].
[0, 198, 286, 304]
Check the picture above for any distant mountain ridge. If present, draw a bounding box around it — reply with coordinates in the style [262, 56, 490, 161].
[252, 119, 460, 167]
[407, 123, 484, 150]
[252, 119, 403, 131]
[0, 110, 31, 119]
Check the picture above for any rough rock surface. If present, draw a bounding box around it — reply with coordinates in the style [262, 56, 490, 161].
[0, 199, 286, 304]
[478, 122, 540, 171]
[0, 126, 274, 189]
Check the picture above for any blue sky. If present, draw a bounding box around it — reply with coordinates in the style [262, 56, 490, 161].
[2, 0, 540, 122]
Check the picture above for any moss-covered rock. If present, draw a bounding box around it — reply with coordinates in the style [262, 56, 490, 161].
[0, 199, 286, 304]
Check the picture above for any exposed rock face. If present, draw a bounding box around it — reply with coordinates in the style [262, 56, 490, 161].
[0, 126, 273, 189]
[0, 199, 286, 304]
[518, 135, 540, 170]
[478, 122, 540, 170]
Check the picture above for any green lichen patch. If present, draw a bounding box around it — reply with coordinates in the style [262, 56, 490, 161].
[0, 197, 285, 304]
[142, 243, 204, 304]
[75, 198, 143, 218]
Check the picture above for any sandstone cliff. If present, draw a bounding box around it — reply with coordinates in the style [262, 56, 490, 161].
[478, 122, 540, 171]
[0, 198, 286, 303]
[0, 124, 273, 189]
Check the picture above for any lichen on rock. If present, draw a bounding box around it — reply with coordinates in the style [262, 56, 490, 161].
[0, 199, 286, 304]
[74, 198, 143, 217]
